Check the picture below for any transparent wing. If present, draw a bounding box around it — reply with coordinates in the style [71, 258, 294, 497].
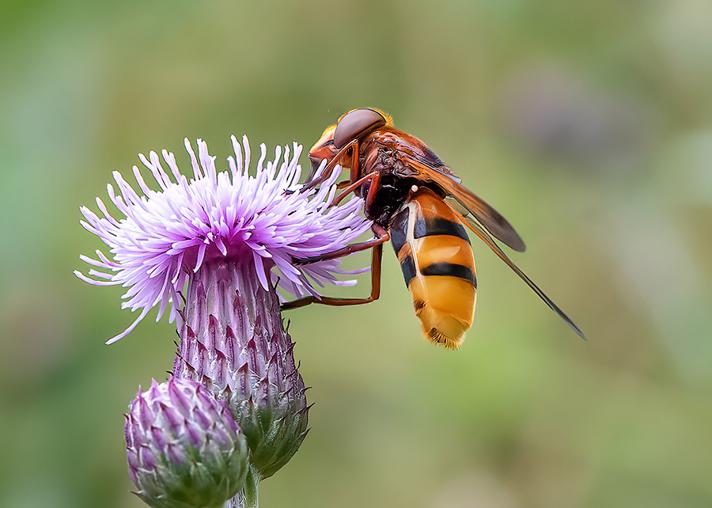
[447, 198, 586, 340]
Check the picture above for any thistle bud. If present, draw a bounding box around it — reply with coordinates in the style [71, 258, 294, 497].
[173, 260, 311, 480]
[125, 378, 248, 508]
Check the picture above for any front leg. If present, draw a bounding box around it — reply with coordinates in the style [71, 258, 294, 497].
[300, 139, 359, 193]
[294, 224, 389, 265]
[329, 172, 377, 208]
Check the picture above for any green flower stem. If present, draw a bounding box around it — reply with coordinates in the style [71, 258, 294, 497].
[225, 466, 261, 508]
[243, 467, 260, 508]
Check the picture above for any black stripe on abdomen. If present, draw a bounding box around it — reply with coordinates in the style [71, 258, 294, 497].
[389, 208, 410, 254]
[421, 262, 477, 287]
[400, 256, 417, 286]
[414, 217, 470, 243]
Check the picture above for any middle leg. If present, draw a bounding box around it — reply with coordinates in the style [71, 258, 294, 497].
[281, 241, 384, 310]
[294, 223, 389, 265]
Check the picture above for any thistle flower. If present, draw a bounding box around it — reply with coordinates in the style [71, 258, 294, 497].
[77, 136, 372, 504]
[125, 378, 248, 508]
[76, 136, 371, 345]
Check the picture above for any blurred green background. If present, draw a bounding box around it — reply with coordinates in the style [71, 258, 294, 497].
[2, 0, 712, 507]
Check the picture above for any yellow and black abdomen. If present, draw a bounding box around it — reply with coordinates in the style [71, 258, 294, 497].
[390, 188, 477, 348]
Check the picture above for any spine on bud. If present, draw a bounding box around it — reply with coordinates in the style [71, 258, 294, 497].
[173, 259, 310, 480]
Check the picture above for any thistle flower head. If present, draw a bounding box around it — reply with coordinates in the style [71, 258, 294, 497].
[76, 136, 371, 343]
[125, 377, 248, 508]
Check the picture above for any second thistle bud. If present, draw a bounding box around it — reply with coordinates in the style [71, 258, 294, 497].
[125, 378, 249, 508]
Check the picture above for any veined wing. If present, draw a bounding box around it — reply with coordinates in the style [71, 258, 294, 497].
[452, 203, 585, 340]
[402, 156, 526, 252]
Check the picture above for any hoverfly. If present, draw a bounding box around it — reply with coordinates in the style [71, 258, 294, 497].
[282, 108, 585, 348]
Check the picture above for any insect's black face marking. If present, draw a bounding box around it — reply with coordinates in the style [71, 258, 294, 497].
[334, 109, 387, 149]
[413, 217, 470, 243]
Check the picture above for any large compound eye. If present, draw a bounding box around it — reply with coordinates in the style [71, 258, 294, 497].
[333, 108, 387, 149]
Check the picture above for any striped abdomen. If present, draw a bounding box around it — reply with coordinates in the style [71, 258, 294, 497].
[390, 188, 477, 348]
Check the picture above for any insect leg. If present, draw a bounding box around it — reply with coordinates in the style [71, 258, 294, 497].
[294, 223, 389, 265]
[281, 181, 387, 310]
[280, 239, 384, 310]
[348, 138, 360, 181]
[300, 139, 359, 193]
[364, 173, 381, 210]
[330, 172, 376, 208]
[294, 174, 385, 265]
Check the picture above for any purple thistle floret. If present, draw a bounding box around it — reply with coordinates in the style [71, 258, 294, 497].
[125, 378, 248, 508]
[76, 136, 371, 344]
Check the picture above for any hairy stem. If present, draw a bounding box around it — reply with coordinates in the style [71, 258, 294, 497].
[243, 467, 260, 508]
[224, 466, 260, 508]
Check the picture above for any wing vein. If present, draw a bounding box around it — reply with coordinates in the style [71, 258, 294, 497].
[456, 208, 586, 340]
